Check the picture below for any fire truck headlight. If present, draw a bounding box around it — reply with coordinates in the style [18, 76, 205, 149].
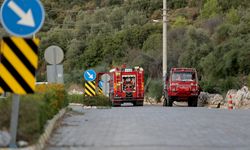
[191, 86, 197, 92]
[171, 86, 177, 92]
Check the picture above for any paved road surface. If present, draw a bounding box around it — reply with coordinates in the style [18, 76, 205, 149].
[45, 105, 250, 150]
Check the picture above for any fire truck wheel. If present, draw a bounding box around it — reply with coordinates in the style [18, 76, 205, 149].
[168, 97, 173, 107]
[135, 101, 143, 106]
[188, 97, 198, 107]
[166, 97, 173, 107]
[163, 98, 167, 106]
[192, 97, 198, 107]
[188, 99, 192, 107]
[112, 102, 121, 107]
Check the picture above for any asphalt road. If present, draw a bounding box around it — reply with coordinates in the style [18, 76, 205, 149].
[45, 105, 250, 150]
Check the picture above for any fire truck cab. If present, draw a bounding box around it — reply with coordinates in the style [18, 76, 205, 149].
[109, 66, 144, 107]
[163, 68, 201, 107]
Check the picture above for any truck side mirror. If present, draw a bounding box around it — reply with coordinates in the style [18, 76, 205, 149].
[166, 76, 169, 81]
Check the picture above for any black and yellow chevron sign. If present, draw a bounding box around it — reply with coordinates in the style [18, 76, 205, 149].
[98, 81, 103, 95]
[98, 88, 103, 95]
[84, 81, 96, 96]
[0, 37, 39, 95]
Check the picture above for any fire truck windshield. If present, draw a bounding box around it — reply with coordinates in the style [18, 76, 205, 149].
[122, 75, 136, 92]
[172, 72, 195, 81]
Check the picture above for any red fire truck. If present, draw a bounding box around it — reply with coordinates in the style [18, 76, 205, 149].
[163, 68, 201, 107]
[109, 66, 144, 106]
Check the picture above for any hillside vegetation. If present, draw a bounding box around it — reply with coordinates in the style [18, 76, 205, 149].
[1, 0, 250, 95]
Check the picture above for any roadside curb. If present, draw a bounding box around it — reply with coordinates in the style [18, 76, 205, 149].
[69, 103, 111, 109]
[34, 108, 66, 150]
[0, 108, 66, 150]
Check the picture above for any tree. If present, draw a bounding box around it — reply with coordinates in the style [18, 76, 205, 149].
[167, 0, 188, 9]
[218, 0, 250, 12]
[172, 16, 188, 28]
[226, 8, 240, 25]
[124, 10, 147, 28]
[178, 27, 213, 71]
[108, 7, 126, 30]
[201, 0, 221, 19]
[64, 39, 86, 71]
[142, 33, 162, 52]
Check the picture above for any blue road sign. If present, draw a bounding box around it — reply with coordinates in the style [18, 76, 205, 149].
[84, 69, 96, 82]
[0, 0, 45, 37]
[98, 80, 103, 88]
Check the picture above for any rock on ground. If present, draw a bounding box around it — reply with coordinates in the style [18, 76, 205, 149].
[226, 86, 250, 108]
[0, 131, 10, 147]
[198, 92, 209, 106]
[67, 84, 84, 95]
[209, 94, 224, 105]
[198, 92, 224, 106]
[17, 140, 29, 147]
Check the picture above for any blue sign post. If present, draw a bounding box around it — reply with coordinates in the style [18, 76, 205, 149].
[84, 69, 97, 81]
[0, 0, 45, 148]
[99, 80, 103, 88]
[0, 0, 45, 37]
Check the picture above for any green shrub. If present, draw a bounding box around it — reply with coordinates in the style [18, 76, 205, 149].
[18, 95, 43, 143]
[68, 94, 85, 103]
[0, 84, 68, 145]
[147, 79, 163, 102]
[68, 94, 111, 106]
[0, 98, 11, 130]
[167, 0, 188, 9]
[83, 95, 111, 106]
[200, 78, 219, 93]
[201, 76, 240, 93]
[172, 16, 188, 28]
[226, 8, 240, 25]
[201, 0, 221, 19]
[219, 76, 240, 92]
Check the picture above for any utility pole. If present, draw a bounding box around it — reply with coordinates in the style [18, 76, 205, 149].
[163, 0, 167, 89]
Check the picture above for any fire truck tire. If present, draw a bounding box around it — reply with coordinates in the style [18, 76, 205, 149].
[135, 101, 143, 106]
[188, 97, 198, 107]
[112, 102, 121, 107]
[192, 97, 198, 107]
[168, 97, 173, 107]
[188, 99, 192, 107]
[165, 97, 173, 107]
[163, 98, 167, 106]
